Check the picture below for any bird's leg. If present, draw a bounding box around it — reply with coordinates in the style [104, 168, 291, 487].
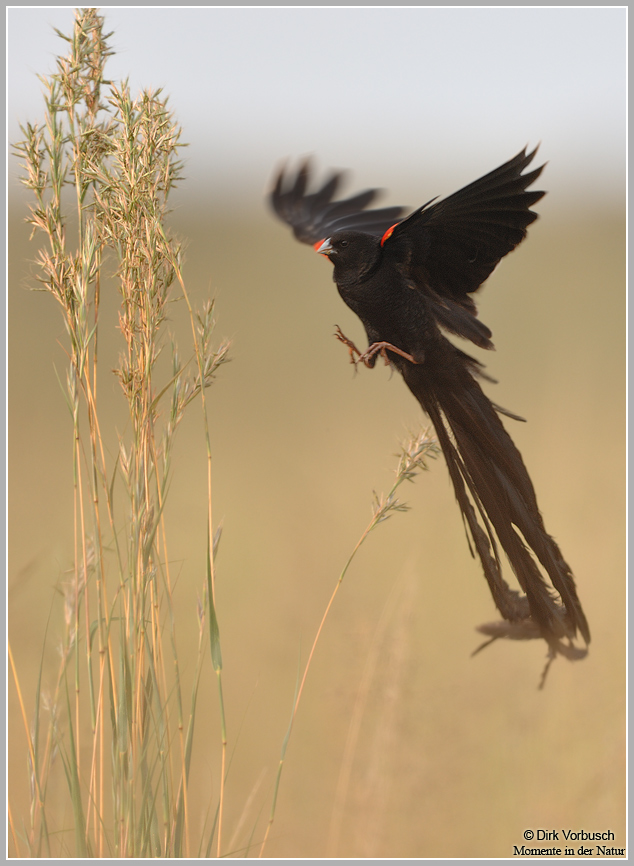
[334, 326, 420, 368]
[361, 341, 420, 367]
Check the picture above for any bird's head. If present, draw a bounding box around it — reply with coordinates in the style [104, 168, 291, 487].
[313, 231, 382, 284]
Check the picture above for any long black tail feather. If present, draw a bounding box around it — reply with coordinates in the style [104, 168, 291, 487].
[402, 359, 590, 660]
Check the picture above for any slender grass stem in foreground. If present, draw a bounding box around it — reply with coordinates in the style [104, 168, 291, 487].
[259, 428, 438, 856]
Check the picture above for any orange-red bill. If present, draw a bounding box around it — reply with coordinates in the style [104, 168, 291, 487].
[314, 238, 333, 257]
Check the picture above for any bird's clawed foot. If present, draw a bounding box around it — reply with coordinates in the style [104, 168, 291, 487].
[334, 325, 365, 367]
[363, 340, 419, 366]
[334, 325, 419, 368]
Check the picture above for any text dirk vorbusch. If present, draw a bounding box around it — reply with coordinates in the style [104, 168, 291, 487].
[529, 831, 614, 841]
[514, 829, 622, 858]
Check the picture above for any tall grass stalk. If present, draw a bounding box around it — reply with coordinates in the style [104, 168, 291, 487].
[11, 9, 229, 856]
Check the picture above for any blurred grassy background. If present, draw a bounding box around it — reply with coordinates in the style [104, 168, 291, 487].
[9, 186, 624, 856]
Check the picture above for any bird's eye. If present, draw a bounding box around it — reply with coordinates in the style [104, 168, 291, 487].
[339, 240, 348, 248]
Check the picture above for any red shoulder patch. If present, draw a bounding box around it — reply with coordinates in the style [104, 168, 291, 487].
[380, 223, 399, 246]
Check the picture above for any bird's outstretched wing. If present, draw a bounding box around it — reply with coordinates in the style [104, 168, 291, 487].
[381, 147, 545, 348]
[384, 147, 545, 302]
[270, 159, 407, 245]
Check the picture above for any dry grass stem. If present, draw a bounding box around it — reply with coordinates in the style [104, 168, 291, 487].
[12, 9, 230, 856]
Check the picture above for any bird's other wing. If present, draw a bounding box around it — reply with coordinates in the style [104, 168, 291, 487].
[269, 159, 408, 246]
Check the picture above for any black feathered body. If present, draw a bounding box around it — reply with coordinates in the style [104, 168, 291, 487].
[330, 235, 436, 362]
[270, 148, 589, 662]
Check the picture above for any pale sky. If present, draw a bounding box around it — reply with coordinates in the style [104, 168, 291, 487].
[7, 6, 626, 208]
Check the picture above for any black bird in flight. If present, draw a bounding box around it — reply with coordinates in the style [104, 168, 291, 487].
[270, 148, 589, 669]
